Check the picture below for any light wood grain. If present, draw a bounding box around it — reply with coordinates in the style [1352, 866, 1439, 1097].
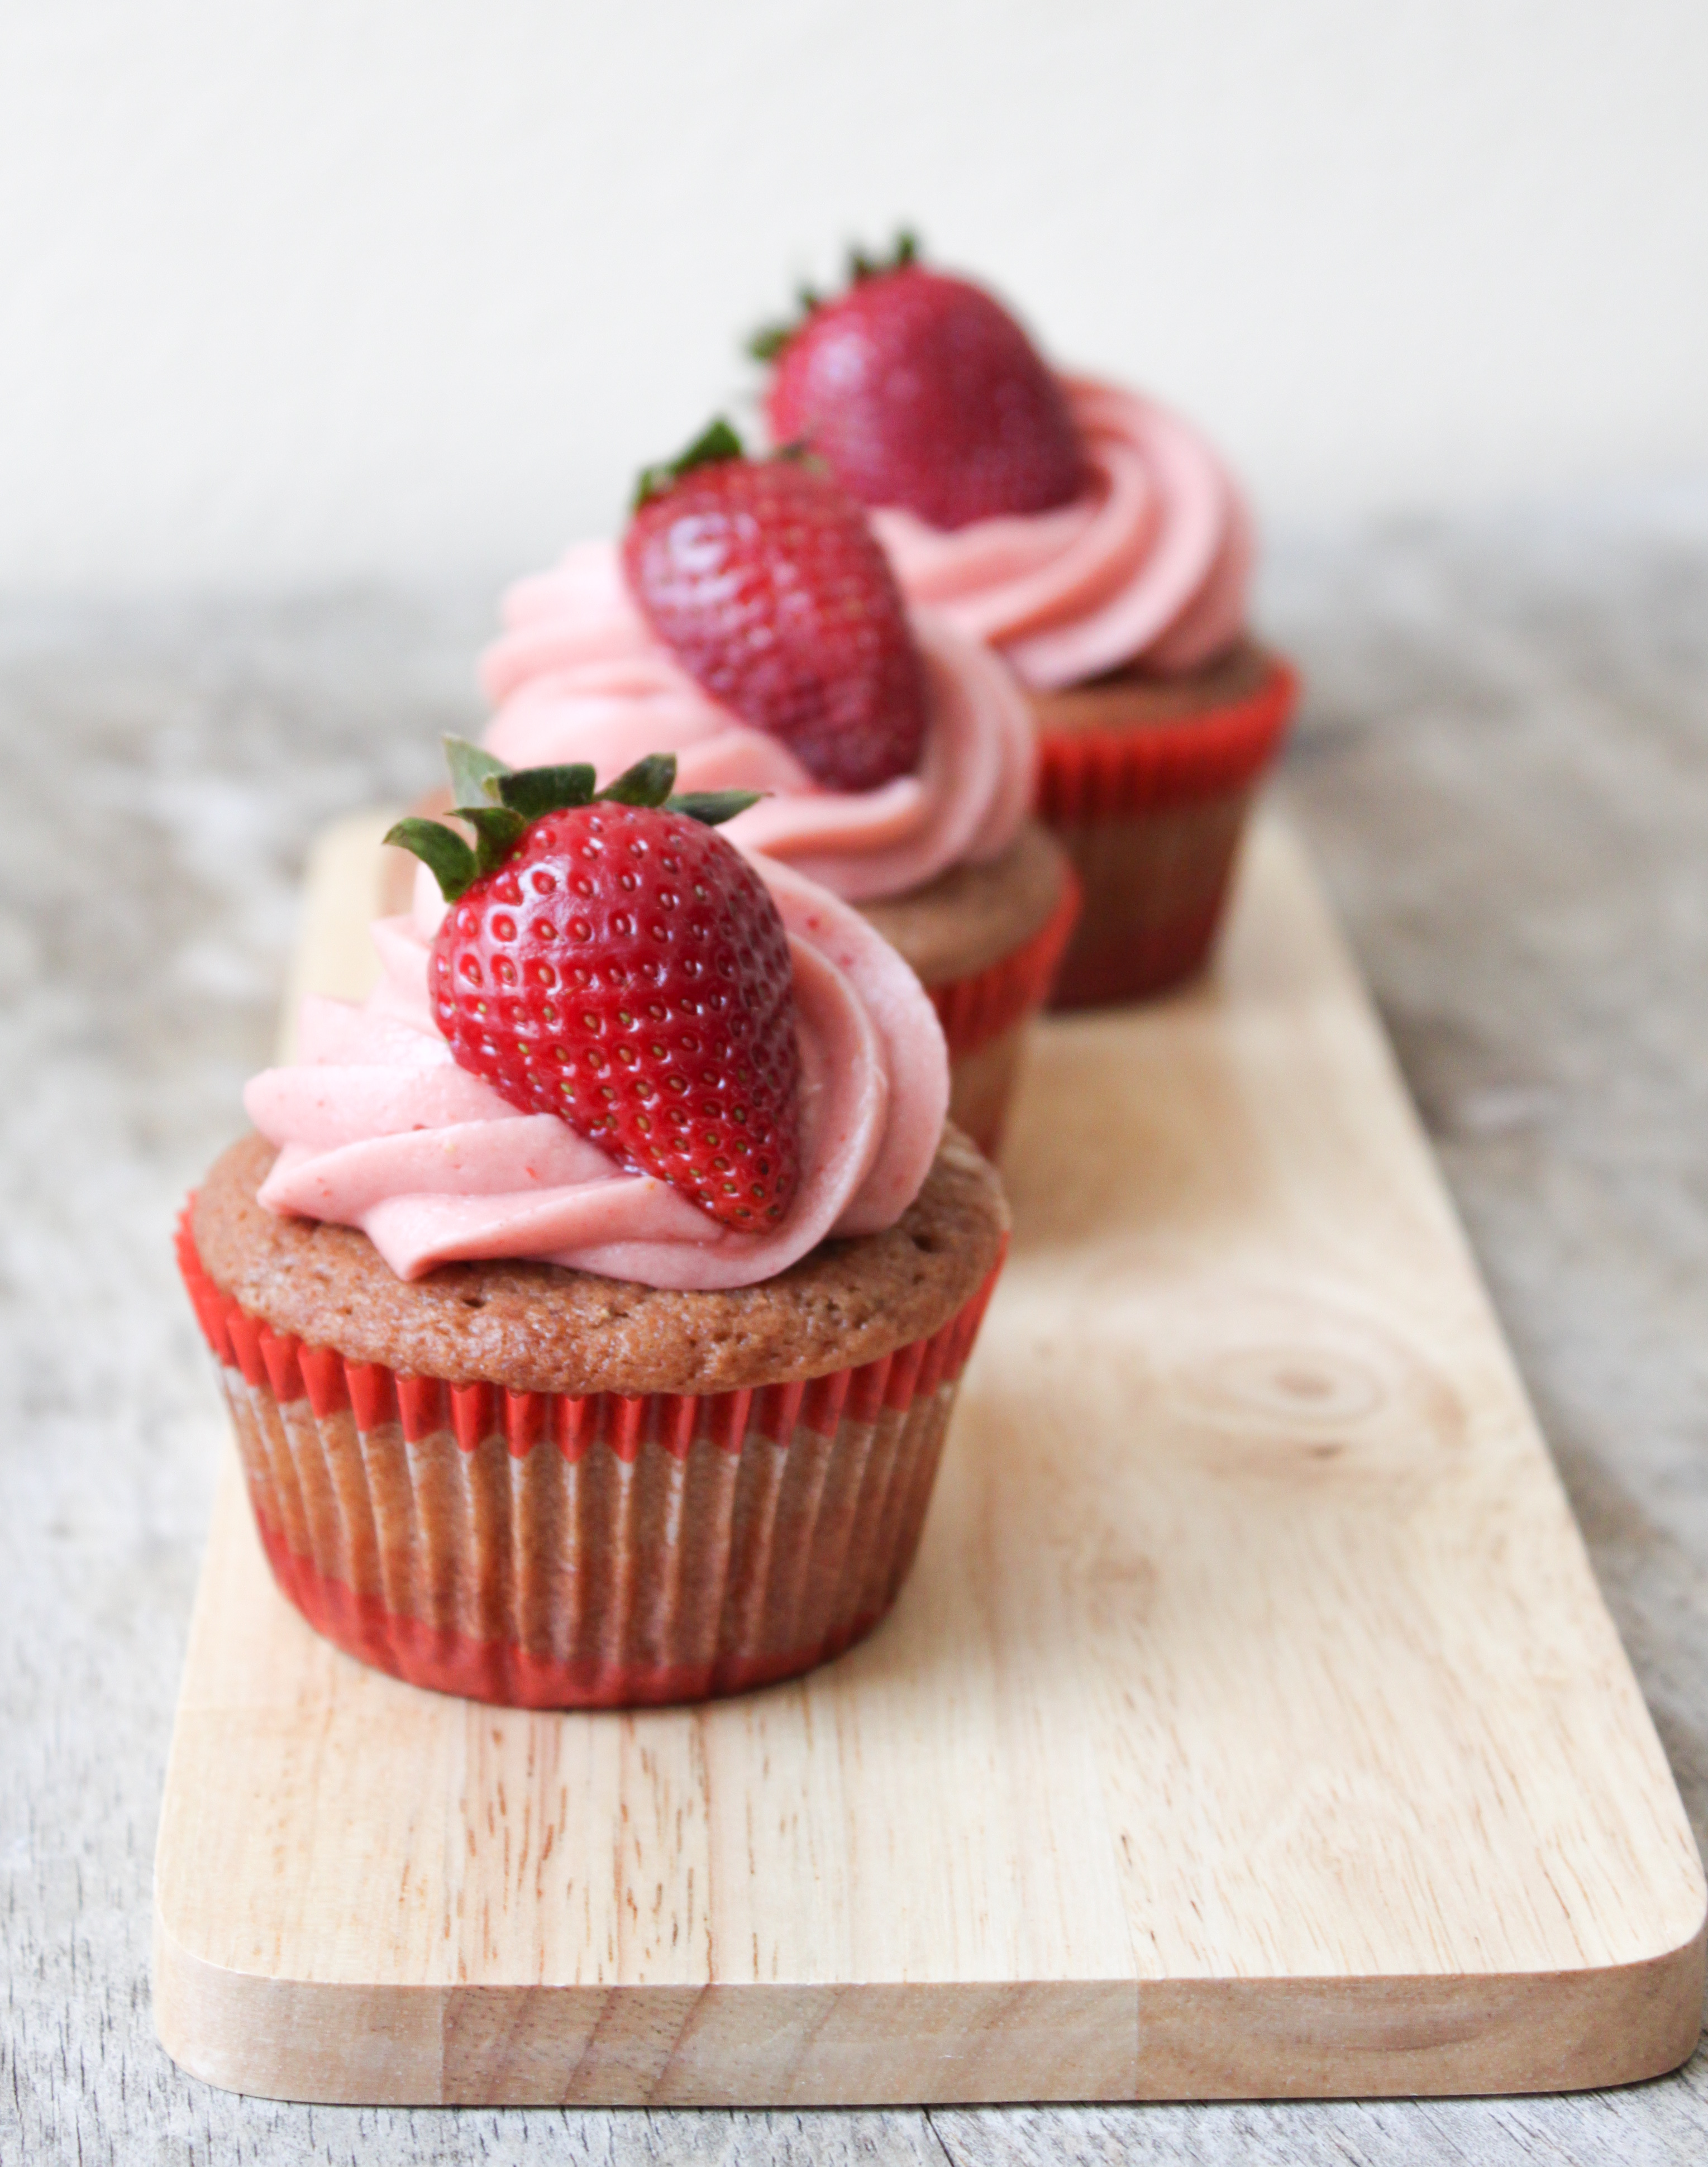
[152, 812, 1706, 2107]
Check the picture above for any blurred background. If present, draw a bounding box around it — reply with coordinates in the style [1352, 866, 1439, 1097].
[3, 0, 1706, 590]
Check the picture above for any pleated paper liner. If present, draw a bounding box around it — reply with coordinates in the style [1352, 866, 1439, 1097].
[176, 1213, 1005, 1709]
[924, 863, 1081, 1154]
[1034, 651, 1297, 1008]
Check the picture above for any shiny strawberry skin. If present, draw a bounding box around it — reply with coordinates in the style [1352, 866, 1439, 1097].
[429, 803, 802, 1231]
[622, 456, 928, 793]
[765, 265, 1085, 532]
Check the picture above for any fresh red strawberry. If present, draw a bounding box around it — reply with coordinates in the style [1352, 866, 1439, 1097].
[621, 419, 928, 794]
[388, 744, 800, 1232]
[755, 235, 1085, 531]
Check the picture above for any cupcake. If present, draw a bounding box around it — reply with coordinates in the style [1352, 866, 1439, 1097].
[178, 751, 1008, 1708]
[755, 236, 1297, 1008]
[476, 422, 1078, 1154]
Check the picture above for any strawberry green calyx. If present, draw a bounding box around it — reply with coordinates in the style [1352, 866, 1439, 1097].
[747, 294, 820, 365]
[384, 736, 759, 903]
[383, 817, 489, 906]
[590, 750, 676, 807]
[746, 230, 920, 361]
[495, 762, 598, 820]
[631, 417, 745, 512]
[444, 734, 512, 808]
[848, 228, 918, 284]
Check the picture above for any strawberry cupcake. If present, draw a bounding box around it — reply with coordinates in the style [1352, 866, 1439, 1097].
[756, 237, 1297, 1008]
[178, 751, 1008, 1708]
[476, 423, 1078, 1156]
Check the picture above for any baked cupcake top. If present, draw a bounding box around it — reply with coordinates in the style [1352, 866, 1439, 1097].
[756, 238, 1251, 691]
[194, 1127, 1004, 1395]
[247, 750, 950, 1293]
[480, 427, 1035, 906]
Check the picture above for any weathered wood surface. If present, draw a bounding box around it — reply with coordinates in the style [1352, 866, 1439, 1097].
[6, 521, 1708, 2156]
[154, 813, 1704, 2106]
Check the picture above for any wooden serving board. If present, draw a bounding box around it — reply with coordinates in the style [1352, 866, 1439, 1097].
[153, 813, 1706, 2106]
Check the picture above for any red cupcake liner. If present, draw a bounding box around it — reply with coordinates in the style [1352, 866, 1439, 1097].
[1033, 654, 1296, 1009]
[927, 865, 1083, 1058]
[1048, 862, 1239, 1009]
[176, 1213, 1004, 1708]
[923, 867, 1081, 1154]
[1034, 654, 1297, 825]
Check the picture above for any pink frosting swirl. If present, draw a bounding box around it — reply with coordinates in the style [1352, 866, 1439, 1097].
[479, 545, 1034, 905]
[244, 856, 948, 1290]
[869, 376, 1252, 691]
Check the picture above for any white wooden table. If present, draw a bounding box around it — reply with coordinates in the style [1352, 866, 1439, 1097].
[4, 514, 1707, 2161]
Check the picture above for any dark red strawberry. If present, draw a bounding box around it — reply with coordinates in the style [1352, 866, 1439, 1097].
[755, 235, 1085, 531]
[621, 419, 928, 794]
[387, 742, 801, 1232]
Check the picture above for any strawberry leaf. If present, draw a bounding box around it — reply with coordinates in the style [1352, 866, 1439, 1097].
[849, 228, 917, 283]
[666, 790, 761, 827]
[597, 753, 678, 808]
[455, 804, 529, 879]
[747, 233, 920, 360]
[384, 818, 479, 903]
[632, 418, 745, 511]
[445, 734, 512, 809]
[747, 288, 821, 360]
[402, 745, 747, 899]
[746, 322, 792, 362]
[495, 763, 598, 819]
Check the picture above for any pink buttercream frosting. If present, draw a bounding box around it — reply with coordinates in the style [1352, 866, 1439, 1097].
[479, 547, 1034, 905]
[244, 856, 948, 1290]
[869, 376, 1252, 691]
